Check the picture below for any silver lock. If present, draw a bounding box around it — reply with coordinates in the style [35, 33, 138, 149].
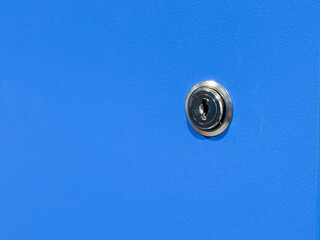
[185, 80, 233, 137]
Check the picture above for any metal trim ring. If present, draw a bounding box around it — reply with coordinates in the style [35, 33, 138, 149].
[185, 80, 233, 137]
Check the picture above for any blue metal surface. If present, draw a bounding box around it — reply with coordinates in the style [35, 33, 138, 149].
[0, 1, 319, 239]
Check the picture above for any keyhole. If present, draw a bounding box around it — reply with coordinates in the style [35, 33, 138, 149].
[199, 98, 209, 120]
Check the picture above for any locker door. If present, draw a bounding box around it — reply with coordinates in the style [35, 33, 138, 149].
[1, 1, 319, 239]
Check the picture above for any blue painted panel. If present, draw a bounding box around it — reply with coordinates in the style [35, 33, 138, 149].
[0, 1, 319, 239]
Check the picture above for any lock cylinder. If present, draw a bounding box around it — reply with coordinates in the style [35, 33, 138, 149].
[185, 80, 233, 137]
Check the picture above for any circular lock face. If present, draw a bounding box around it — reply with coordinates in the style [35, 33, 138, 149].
[187, 87, 224, 130]
[185, 80, 233, 137]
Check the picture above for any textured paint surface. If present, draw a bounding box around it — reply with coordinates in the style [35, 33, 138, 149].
[0, 1, 319, 239]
